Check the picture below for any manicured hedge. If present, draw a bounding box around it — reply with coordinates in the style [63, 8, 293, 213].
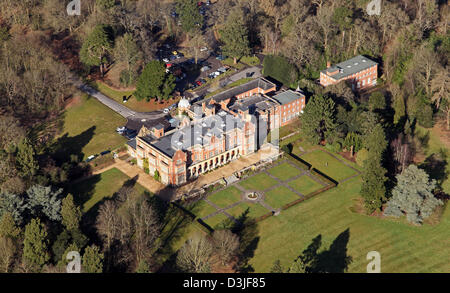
[262, 55, 298, 87]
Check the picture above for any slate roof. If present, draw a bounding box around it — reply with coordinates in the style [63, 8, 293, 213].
[196, 77, 275, 106]
[321, 55, 378, 81]
[272, 90, 304, 105]
[140, 111, 246, 158]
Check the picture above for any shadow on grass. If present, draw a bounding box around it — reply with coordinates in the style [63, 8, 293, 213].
[214, 209, 260, 273]
[154, 187, 198, 273]
[291, 228, 352, 273]
[420, 153, 448, 189]
[50, 125, 96, 164]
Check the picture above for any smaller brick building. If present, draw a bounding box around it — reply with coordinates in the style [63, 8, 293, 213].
[320, 55, 378, 91]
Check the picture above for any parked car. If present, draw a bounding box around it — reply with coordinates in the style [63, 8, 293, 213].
[163, 108, 169, 114]
[199, 78, 207, 84]
[200, 65, 211, 72]
[162, 58, 169, 63]
[195, 80, 202, 86]
[216, 55, 226, 61]
[86, 155, 96, 163]
[217, 66, 228, 73]
[100, 150, 111, 156]
[116, 126, 126, 133]
[200, 46, 208, 52]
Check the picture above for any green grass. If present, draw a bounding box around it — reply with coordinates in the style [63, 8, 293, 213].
[68, 168, 146, 213]
[191, 200, 218, 219]
[288, 175, 324, 195]
[416, 125, 450, 193]
[249, 176, 450, 273]
[207, 186, 243, 208]
[95, 82, 135, 102]
[204, 213, 230, 229]
[240, 56, 260, 66]
[239, 173, 279, 191]
[264, 186, 301, 210]
[300, 150, 358, 182]
[268, 162, 301, 181]
[225, 202, 270, 220]
[60, 95, 126, 160]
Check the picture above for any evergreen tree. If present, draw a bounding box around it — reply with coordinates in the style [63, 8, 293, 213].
[61, 194, 81, 231]
[0, 191, 26, 224]
[393, 95, 406, 124]
[219, 10, 251, 64]
[16, 138, 38, 178]
[360, 154, 387, 213]
[176, 0, 203, 35]
[23, 218, 50, 271]
[134, 61, 175, 102]
[0, 212, 21, 239]
[26, 185, 62, 221]
[96, 0, 115, 10]
[299, 95, 337, 145]
[368, 92, 386, 111]
[82, 245, 104, 273]
[360, 124, 388, 213]
[80, 25, 113, 76]
[59, 243, 79, 268]
[270, 260, 284, 273]
[384, 165, 443, 225]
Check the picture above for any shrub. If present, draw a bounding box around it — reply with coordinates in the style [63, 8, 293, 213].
[281, 143, 293, 155]
[356, 148, 369, 167]
[154, 170, 160, 181]
[240, 56, 260, 66]
[119, 69, 137, 87]
[263, 55, 298, 87]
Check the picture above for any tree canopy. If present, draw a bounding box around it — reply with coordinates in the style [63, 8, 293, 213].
[134, 60, 176, 101]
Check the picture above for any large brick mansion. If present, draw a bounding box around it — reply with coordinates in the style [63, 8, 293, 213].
[127, 77, 305, 186]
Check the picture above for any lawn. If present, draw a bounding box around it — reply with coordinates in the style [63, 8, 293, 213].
[249, 176, 450, 273]
[300, 150, 358, 182]
[207, 186, 243, 208]
[239, 173, 279, 191]
[416, 125, 450, 194]
[94, 81, 178, 112]
[268, 162, 301, 181]
[191, 200, 218, 219]
[68, 168, 147, 212]
[204, 213, 231, 229]
[225, 202, 270, 220]
[59, 95, 127, 160]
[288, 175, 324, 195]
[264, 186, 301, 210]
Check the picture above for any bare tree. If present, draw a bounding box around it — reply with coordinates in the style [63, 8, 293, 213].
[176, 233, 213, 273]
[212, 230, 240, 266]
[0, 237, 17, 273]
[96, 200, 119, 251]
